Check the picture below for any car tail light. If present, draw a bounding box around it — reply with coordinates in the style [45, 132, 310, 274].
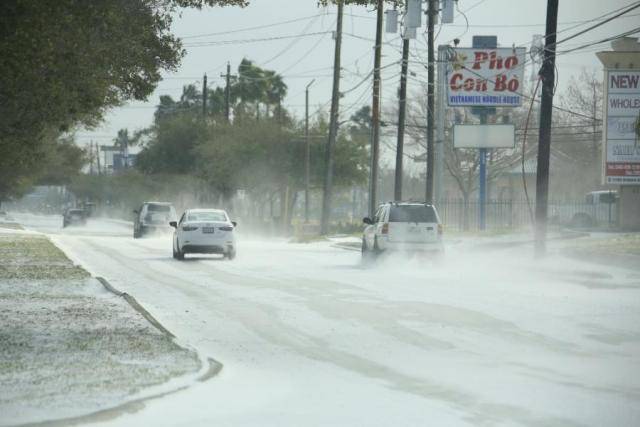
[182, 226, 198, 231]
[219, 226, 233, 231]
[381, 223, 389, 234]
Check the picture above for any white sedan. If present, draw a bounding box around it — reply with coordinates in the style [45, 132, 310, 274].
[170, 209, 237, 260]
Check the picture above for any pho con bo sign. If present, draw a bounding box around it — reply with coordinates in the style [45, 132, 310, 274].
[604, 70, 640, 185]
[448, 47, 526, 107]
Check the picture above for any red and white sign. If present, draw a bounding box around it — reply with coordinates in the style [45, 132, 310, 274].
[604, 70, 640, 185]
[447, 47, 526, 107]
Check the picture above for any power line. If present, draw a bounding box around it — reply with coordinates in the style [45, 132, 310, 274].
[260, 14, 324, 66]
[179, 13, 327, 39]
[183, 31, 332, 47]
[555, 1, 640, 46]
[557, 26, 640, 55]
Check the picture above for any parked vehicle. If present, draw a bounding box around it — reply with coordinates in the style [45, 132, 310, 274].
[133, 202, 177, 238]
[170, 209, 237, 260]
[62, 208, 87, 228]
[549, 190, 618, 228]
[362, 202, 444, 260]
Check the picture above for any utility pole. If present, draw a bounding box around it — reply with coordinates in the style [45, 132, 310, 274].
[535, 0, 559, 257]
[202, 73, 208, 118]
[96, 143, 101, 175]
[89, 142, 94, 175]
[425, 0, 435, 204]
[305, 79, 315, 224]
[435, 45, 447, 203]
[222, 62, 232, 122]
[369, 0, 384, 217]
[320, 1, 344, 235]
[394, 36, 410, 202]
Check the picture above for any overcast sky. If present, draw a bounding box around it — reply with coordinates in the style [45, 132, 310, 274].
[76, 0, 639, 147]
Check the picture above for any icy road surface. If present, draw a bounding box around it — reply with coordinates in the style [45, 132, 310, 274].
[14, 213, 640, 427]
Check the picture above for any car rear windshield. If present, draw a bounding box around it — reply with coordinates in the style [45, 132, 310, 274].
[147, 204, 172, 212]
[187, 212, 227, 222]
[389, 205, 437, 223]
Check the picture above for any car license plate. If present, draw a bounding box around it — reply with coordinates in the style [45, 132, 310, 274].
[202, 227, 215, 234]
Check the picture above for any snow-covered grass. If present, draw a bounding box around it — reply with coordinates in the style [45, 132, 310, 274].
[565, 233, 640, 256]
[0, 232, 201, 426]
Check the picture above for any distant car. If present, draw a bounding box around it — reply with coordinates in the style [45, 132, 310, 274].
[170, 209, 237, 260]
[361, 202, 443, 260]
[62, 208, 87, 228]
[549, 190, 618, 228]
[133, 202, 177, 238]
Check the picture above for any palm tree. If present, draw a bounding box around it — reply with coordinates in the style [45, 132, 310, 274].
[264, 70, 287, 121]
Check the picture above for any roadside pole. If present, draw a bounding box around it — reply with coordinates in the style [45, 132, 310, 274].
[394, 36, 410, 202]
[535, 0, 559, 257]
[320, 1, 343, 235]
[202, 73, 208, 118]
[435, 45, 447, 203]
[305, 79, 315, 224]
[425, 0, 435, 204]
[222, 63, 232, 122]
[470, 36, 498, 231]
[479, 114, 487, 230]
[96, 143, 101, 175]
[369, 0, 384, 217]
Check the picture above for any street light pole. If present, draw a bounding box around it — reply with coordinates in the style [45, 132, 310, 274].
[305, 78, 315, 224]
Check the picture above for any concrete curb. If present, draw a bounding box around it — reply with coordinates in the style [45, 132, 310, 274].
[467, 231, 589, 251]
[96, 276, 175, 339]
[330, 242, 361, 252]
[11, 277, 225, 427]
[14, 358, 222, 427]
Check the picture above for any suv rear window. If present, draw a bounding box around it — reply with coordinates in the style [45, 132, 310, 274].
[147, 204, 171, 212]
[389, 205, 437, 223]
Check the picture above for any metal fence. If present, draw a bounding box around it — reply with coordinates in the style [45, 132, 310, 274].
[437, 198, 618, 232]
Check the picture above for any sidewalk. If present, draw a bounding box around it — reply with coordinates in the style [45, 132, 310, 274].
[0, 223, 201, 426]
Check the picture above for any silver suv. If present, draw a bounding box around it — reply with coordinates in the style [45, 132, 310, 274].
[133, 202, 177, 238]
[362, 202, 443, 259]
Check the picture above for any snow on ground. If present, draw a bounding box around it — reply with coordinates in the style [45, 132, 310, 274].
[10, 213, 640, 426]
[0, 229, 201, 426]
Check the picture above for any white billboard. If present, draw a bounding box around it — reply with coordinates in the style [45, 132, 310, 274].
[603, 70, 640, 185]
[453, 124, 515, 149]
[447, 47, 526, 107]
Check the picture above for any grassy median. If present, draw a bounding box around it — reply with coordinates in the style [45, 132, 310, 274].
[0, 229, 201, 426]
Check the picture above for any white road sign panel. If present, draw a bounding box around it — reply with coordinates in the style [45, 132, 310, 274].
[453, 124, 515, 149]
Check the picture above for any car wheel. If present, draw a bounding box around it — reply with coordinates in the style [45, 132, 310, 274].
[175, 241, 185, 260]
[571, 213, 593, 228]
[227, 249, 236, 260]
[361, 238, 376, 264]
[373, 237, 382, 254]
